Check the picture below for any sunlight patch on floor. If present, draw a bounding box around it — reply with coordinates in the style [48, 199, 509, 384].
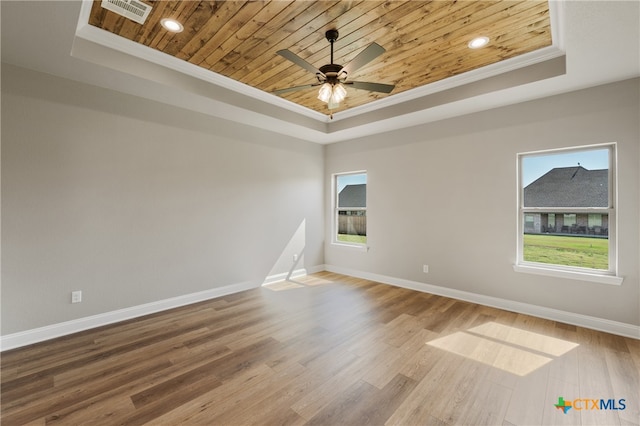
[263, 275, 336, 292]
[469, 321, 579, 357]
[263, 281, 305, 291]
[301, 276, 336, 286]
[427, 322, 579, 376]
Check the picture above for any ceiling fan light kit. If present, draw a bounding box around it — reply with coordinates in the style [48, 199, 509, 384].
[317, 82, 332, 102]
[317, 82, 347, 109]
[275, 29, 395, 116]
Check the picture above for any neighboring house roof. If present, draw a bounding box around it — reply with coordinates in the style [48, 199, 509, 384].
[339, 184, 366, 208]
[524, 166, 608, 207]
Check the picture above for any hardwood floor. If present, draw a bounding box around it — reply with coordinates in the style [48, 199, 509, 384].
[2, 272, 638, 425]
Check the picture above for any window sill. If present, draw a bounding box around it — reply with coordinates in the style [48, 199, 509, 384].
[331, 242, 369, 252]
[513, 264, 623, 285]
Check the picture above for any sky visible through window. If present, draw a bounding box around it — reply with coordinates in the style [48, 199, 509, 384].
[522, 148, 609, 187]
[337, 173, 367, 193]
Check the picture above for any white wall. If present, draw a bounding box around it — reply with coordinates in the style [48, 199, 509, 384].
[325, 78, 640, 327]
[1, 65, 324, 335]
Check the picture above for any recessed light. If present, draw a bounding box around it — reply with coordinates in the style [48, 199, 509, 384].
[468, 36, 490, 49]
[161, 18, 183, 33]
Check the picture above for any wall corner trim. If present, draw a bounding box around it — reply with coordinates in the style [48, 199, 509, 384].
[324, 264, 640, 340]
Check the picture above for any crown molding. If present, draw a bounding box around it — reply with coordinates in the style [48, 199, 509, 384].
[75, 0, 565, 127]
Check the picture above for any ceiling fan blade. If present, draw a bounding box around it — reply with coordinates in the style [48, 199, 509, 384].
[277, 49, 324, 76]
[272, 83, 319, 95]
[341, 42, 385, 76]
[346, 81, 395, 94]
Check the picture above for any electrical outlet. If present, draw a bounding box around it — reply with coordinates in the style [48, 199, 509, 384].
[293, 254, 298, 262]
[423, 264, 429, 273]
[71, 290, 82, 304]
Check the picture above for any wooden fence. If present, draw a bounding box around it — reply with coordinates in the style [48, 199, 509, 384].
[338, 215, 367, 236]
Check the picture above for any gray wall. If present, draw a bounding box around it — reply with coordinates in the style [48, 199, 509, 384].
[325, 78, 640, 326]
[2, 64, 638, 337]
[1, 65, 324, 335]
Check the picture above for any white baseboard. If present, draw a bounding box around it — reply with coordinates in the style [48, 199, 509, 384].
[0, 279, 258, 352]
[262, 268, 306, 286]
[261, 265, 326, 286]
[324, 264, 640, 340]
[0, 267, 332, 352]
[3, 264, 637, 351]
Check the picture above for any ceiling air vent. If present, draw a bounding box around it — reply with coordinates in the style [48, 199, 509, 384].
[101, 0, 152, 25]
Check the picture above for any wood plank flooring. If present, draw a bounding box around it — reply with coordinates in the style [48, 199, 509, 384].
[2, 272, 638, 425]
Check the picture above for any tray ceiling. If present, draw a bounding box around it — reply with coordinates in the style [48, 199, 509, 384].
[87, 0, 553, 116]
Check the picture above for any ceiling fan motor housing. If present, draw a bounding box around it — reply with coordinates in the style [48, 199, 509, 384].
[325, 29, 339, 43]
[318, 64, 345, 84]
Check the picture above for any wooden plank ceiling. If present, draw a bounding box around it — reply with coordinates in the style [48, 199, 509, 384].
[89, 1, 552, 115]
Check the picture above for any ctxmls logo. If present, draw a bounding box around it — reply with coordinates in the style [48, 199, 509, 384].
[555, 396, 626, 414]
[555, 397, 572, 414]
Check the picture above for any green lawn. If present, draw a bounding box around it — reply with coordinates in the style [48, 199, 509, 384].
[523, 234, 608, 270]
[337, 234, 367, 244]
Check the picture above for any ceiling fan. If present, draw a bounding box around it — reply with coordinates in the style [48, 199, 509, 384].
[273, 29, 395, 115]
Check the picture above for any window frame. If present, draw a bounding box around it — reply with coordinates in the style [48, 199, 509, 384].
[515, 143, 622, 285]
[332, 171, 367, 249]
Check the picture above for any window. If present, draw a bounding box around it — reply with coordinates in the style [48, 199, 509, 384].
[517, 144, 617, 280]
[588, 214, 602, 227]
[334, 172, 367, 246]
[563, 214, 577, 227]
[547, 213, 555, 229]
[524, 214, 536, 233]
